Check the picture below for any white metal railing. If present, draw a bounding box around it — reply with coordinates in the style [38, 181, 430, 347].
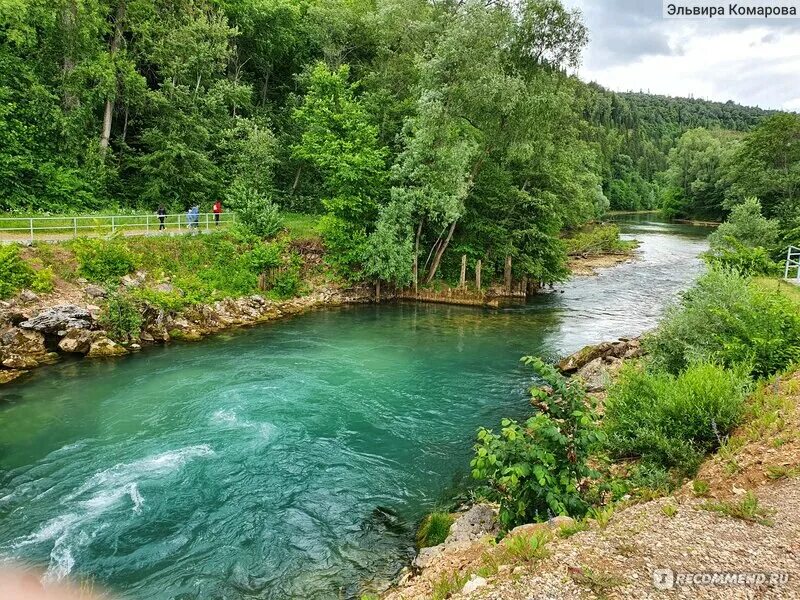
[785, 245, 800, 280]
[0, 212, 236, 243]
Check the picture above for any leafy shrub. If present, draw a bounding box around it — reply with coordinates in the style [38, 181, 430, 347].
[563, 224, 635, 256]
[319, 214, 368, 280]
[0, 245, 35, 298]
[30, 267, 55, 293]
[226, 182, 283, 239]
[708, 197, 780, 253]
[503, 529, 552, 562]
[99, 291, 143, 342]
[270, 254, 302, 299]
[647, 269, 800, 378]
[471, 357, 604, 528]
[416, 512, 454, 548]
[604, 362, 750, 473]
[247, 242, 283, 273]
[73, 238, 136, 282]
[705, 242, 780, 276]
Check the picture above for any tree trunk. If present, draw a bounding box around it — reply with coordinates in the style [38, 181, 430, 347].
[61, 0, 79, 110]
[100, 0, 126, 153]
[424, 220, 457, 284]
[413, 220, 423, 293]
[290, 166, 302, 194]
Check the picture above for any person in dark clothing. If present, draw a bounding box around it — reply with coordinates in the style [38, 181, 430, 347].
[157, 205, 167, 230]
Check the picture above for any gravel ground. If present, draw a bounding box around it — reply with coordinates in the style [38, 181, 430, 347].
[466, 480, 800, 599]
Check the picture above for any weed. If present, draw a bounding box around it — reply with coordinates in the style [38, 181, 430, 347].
[503, 529, 552, 563]
[700, 491, 775, 526]
[431, 570, 470, 600]
[766, 465, 800, 480]
[416, 512, 454, 549]
[558, 519, 589, 538]
[661, 502, 678, 518]
[570, 566, 626, 598]
[692, 480, 710, 497]
[588, 505, 614, 529]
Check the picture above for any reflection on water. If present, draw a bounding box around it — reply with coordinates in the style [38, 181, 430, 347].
[0, 218, 707, 599]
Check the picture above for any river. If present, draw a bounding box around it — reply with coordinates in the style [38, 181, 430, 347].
[0, 218, 708, 599]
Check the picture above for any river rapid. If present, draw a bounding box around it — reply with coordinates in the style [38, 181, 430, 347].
[0, 217, 708, 599]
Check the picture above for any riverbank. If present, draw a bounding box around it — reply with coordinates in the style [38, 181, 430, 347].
[378, 341, 800, 600]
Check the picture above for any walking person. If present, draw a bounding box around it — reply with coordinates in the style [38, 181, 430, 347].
[157, 205, 167, 231]
[213, 199, 222, 226]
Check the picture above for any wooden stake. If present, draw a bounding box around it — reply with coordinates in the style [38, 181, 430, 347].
[504, 256, 512, 293]
[475, 260, 482, 290]
[459, 254, 467, 288]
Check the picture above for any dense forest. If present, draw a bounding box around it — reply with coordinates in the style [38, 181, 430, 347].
[1, 0, 798, 287]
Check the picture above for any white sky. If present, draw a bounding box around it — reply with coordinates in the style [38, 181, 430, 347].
[563, 0, 800, 110]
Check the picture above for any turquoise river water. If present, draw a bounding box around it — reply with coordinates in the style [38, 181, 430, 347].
[0, 218, 708, 599]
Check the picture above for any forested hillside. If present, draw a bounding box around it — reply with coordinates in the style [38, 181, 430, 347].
[1, 0, 797, 287]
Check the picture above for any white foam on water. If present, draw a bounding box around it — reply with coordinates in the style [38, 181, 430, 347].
[211, 409, 276, 440]
[6, 445, 214, 580]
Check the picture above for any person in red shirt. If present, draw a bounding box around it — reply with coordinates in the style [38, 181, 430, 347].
[212, 200, 222, 225]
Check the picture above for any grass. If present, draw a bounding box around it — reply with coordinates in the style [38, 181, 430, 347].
[588, 505, 614, 529]
[416, 512, 454, 548]
[569, 566, 627, 598]
[283, 212, 321, 241]
[557, 519, 589, 538]
[753, 277, 800, 305]
[660, 502, 678, 518]
[700, 491, 776, 526]
[431, 571, 471, 600]
[766, 465, 800, 480]
[692, 480, 711, 497]
[502, 529, 552, 563]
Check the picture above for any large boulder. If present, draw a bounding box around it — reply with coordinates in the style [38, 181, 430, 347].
[0, 369, 26, 384]
[85, 284, 107, 298]
[445, 504, 500, 545]
[87, 336, 127, 357]
[19, 305, 93, 336]
[58, 328, 94, 354]
[0, 327, 48, 367]
[557, 337, 643, 374]
[575, 356, 624, 393]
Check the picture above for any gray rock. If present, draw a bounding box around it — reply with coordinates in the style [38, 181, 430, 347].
[18, 289, 39, 303]
[19, 305, 93, 335]
[85, 284, 107, 298]
[154, 282, 175, 294]
[445, 504, 500, 545]
[576, 356, 623, 392]
[412, 545, 444, 570]
[2, 353, 39, 369]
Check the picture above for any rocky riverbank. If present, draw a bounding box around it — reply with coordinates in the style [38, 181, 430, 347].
[0, 278, 379, 385]
[379, 346, 800, 600]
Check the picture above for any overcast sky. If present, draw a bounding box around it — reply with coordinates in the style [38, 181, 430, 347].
[561, 0, 800, 110]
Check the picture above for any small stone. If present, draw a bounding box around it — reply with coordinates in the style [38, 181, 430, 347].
[461, 575, 488, 595]
[18, 289, 39, 303]
[154, 283, 175, 294]
[130, 343, 142, 351]
[85, 284, 107, 298]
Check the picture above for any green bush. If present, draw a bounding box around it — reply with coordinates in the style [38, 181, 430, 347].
[647, 269, 800, 378]
[604, 362, 750, 473]
[247, 242, 283, 272]
[73, 238, 136, 282]
[99, 291, 143, 341]
[270, 254, 302, 299]
[705, 242, 779, 276]
[0, 245, 35, 298]
[416, 512, 454, 548]
[226, 182, 283, 239]
[30, 267, 55, 294]
[471, 357, 604, 528]
[563, 224, 635, 256]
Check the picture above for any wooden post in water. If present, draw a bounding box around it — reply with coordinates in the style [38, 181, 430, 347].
[413, 255, 418, 294]
[504, 256, 512, 293]
[521, 276, 528, 297]
[375, 280, 381, 302]
[459, 254, 467, 289]
[475, 260, 482, 290]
